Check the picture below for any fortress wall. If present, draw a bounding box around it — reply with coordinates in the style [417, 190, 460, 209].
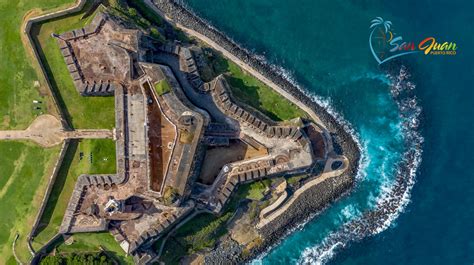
[183, 138, 207, 197]
[151, 0, 360, 176]
[114, 85, 127, 184]
[27, 140, 70, 253]
[24, 0, 88, 129]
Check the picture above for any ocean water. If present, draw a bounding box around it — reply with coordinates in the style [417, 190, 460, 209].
[184, 0, 474, 264]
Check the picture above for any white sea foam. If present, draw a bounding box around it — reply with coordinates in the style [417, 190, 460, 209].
[171, 3, 411, 263]
[242, 48, 380, 264]
[296, 66, 424, 264]
[301, 241, 345, 265]
[340, 204, 362, 221]
[250, 66, 372, 264]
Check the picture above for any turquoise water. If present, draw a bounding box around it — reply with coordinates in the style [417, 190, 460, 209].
[185, 0, 474, 264]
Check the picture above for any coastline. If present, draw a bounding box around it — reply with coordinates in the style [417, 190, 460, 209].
[150, 0, 361, 262]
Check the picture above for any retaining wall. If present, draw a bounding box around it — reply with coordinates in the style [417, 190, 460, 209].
[23, 0, 88, 129]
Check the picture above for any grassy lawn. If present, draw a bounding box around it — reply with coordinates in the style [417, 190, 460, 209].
[32, 139, 116, 249]
[245, 181, 267, 201]
[225, 61, 308, 121]
[30, 2, 115, 129]
[154, 79, 171, 96]
[287, 174, 306, 185]
[203, 48, 307, 121]
[0, 141, 61, 264]
[0, 0, 77, 130]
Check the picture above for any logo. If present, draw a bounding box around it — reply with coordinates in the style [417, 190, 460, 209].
[369, 17, 457, 64]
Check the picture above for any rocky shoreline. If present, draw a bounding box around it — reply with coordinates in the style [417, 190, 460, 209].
[152, 0, 361, 262]
[202, 174, 355, 264]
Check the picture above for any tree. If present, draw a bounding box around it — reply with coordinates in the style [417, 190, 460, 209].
[40, 252, 114, 265]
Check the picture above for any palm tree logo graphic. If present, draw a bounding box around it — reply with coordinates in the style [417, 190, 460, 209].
[369, 17, 418, 64]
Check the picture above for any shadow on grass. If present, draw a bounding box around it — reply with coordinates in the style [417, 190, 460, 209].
[201, 47, 230, 81]
[34, 140, 78, 237]
[158, 212, 231, 264]
[102, 250, 127, 264]
[207, 48, 230, 76]
[125, 0, 163, 26]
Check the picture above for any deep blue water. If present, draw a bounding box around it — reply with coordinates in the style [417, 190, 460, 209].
[184, 0, 474, 264]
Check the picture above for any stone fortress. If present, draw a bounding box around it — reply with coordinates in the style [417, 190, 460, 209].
[54, 11, 345, 264]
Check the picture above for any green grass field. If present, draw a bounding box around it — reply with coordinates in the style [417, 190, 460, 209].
[0, 0, 77, 130]
[0, 141, 61, 264]
[225, 61, 308, 121]
[30, 3, 115, 129]
[0, 1, 305, 264]
[154, 79, 171, 95]
[32, 139, 116, 249]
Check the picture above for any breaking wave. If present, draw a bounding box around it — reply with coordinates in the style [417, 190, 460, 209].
[298, 65, 424, 264]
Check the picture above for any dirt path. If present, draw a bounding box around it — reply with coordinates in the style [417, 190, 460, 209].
[0, 114, 113, 147]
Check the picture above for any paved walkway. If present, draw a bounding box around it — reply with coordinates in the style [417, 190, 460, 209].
[0, 115, 113, 147]
[256, 156, 349, 228]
